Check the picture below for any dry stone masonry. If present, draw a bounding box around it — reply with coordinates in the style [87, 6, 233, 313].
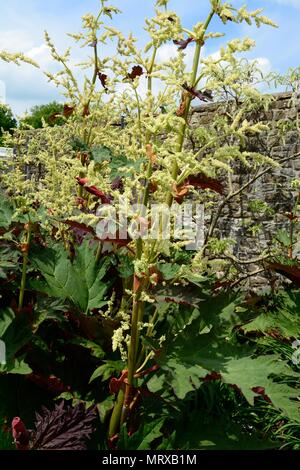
[190, 92, 300, 289]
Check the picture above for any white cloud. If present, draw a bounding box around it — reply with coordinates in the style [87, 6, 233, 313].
[0, 0, 295, 115]
[157, 43, 203, 72]
[26, 44, 52, 65]
[0, 30, 34, 52]
[205, 50, 221, 61]
[253, 57, 272, 75]
[156, 43, 178, 62]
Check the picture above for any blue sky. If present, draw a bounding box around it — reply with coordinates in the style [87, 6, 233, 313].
[0, 0, 299, 116]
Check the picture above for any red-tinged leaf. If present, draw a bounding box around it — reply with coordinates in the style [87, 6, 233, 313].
[48, 112, 61, 124]
[76, 176, 89, 185]
[182, 83, 213, 102]
[229, 383, 243, 397]
[12, 417, 30, 450]
[109, 370, 128, 395]
[200, 89, 213, 101]
[149, 180, 158, 193]
[146, 143, 157, 165]
[133, 274, 141, 294]
[32, 400, 97, 450]
[165, 295, 195, 306]
[268, 263, 300, 287]
[266, 329, 288, 342]
[108, 434, 118, 450]
[63, 220, 95, 235]
[126, 65, 144, 81]
[222, 15, 233, 22]
[86, 185, 110, 202]
[82, 104, 90, 117]
[149, 266, 162, 287]
[188, 173, 223, 195]
[76, 177, 112, 204]
[27, 373, 71, 394]
[75, 196, 88, 207]
[63, 104, 75, 118]
[284, 212, 298, 222]
[153, 286, 202, 308]
[172, 182, 189, 204]
[176, 96, 187, 117]
[101, 237, 131, 247]
[252, 386, 272, 404]
[98, 72, 108, 90]
[203, 371, 222, 382]
[134, 364, 160, 379]
[213, 279, 232, 292]
[173, 37, 195, 50]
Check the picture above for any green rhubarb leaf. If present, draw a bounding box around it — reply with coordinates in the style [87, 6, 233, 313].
[89, 360, 124, 383]
[0, 308, 14, 338]
[242, 290, 300, 338]
[2, 359, 32, 375]
[91, 146, 113, 163]
[30, 241, 112, 312]
[148, 317, 300, 421]
[275, 229, 292, 247]
[174, 414, 279, 450]
[157, 263, 181, 280]
[97, 396, 115, 423]
[0, 309, 32, 374]
[153, 285, 204, 308]
[117, 418, 165, 450]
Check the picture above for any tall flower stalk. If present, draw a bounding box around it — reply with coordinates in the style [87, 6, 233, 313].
[107, 0, 277, 438]
[18, 222, 32, 312]
[109, 8, 216, 438]
[1, 0, 279, 445]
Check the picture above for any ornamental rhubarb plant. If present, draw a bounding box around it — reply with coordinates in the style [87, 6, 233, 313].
[0, 0, 300, 451]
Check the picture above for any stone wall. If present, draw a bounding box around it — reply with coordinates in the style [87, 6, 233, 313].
[190, 92, 300, 289]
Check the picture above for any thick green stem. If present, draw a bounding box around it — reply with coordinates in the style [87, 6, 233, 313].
[134, 87, 142, 139]
[145, 47, 157, 145]
[127, 299, 141, 383]
[108, 387, 125, 438]
[121, 49, 158, 407]
[18, 223, 32, 312]
[136, 306, 159, 369]
[120, 296, 141, 425]
[140, 47, 157, 209]
[107, 16, 216, 436]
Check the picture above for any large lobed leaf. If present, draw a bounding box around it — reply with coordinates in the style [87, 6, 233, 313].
[242, 290, 300, 338]
[172, 415, 278, 450]
[0, 308, 32, 374]
[147, 292, 300, 423]
[117, 418, 164, 450]
[30, 240, 112, 312]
